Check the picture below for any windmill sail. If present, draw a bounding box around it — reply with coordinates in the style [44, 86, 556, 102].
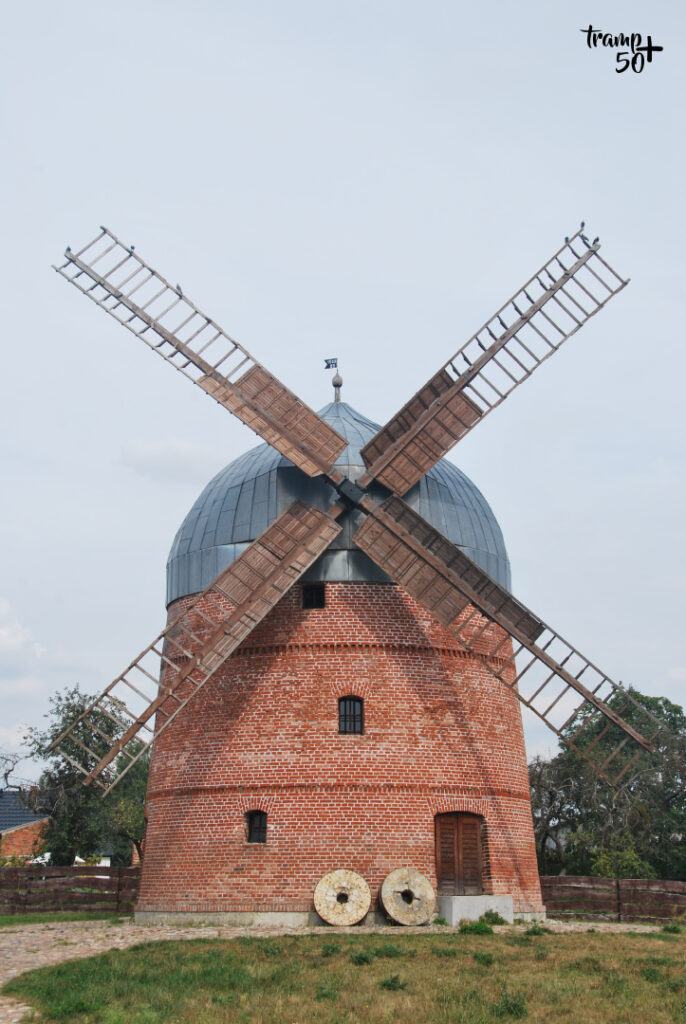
[354, 496, 663, 785]
[49, 501, 341, 795]
[54, 228, 346, 478]
[360, 229, 628, 494]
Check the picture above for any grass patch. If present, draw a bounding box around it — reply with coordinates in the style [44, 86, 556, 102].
[350, 950, 375, 965]
[492, 986, 527, 1018]
[480, 909, 508, 925]
[473, 951, 494, 966]
[459, 919, 493, 935]
[0, 912, 130, 928]
[380, 973, 407, 991]
[3, 928, 685, 1022]
[525, 923, 551, 936]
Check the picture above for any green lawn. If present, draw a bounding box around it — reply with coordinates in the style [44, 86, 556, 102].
[3, 928, 685, 1023]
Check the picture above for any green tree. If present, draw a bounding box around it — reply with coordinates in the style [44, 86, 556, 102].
[529, 688, 686, 879]
[26, 686, 149, 866]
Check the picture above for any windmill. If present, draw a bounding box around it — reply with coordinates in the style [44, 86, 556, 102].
[48, 225, 665, 922]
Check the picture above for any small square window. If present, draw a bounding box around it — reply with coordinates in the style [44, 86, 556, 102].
[302, 583, 325, 609]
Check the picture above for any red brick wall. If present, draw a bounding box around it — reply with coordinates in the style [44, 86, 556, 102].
[0, 819, 47, 860]
[139, 582, 543, 916]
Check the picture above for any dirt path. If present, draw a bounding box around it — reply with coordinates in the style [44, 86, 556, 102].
[0, 917, 661, 1023]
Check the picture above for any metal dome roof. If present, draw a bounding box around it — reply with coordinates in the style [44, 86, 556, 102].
[166, 401, 511, 605]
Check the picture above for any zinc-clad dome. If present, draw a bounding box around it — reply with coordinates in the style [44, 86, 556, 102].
[166, 401, 511, 605]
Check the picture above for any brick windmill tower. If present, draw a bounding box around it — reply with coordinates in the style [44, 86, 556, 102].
[51, 226, 662, 925]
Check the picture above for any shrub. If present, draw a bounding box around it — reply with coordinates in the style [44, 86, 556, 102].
[662, 923, 683, 934]
[525, 923, 550, 936]
[473, 951, 494, 966]
[350, 950, 375, 965]
[480, 909, 507, 925]
[376, 942, 403, 958]
[459, 920, 493, 935]
[321, 941, 341, 957]
[492, 986, 527, 1018]
[433, 916, 449, 926]
[380, 974, 406, 991]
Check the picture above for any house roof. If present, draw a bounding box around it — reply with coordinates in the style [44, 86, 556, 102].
[0, 789, 49, 833]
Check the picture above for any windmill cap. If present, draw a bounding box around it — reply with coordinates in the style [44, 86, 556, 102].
[166, 401, 510, 605]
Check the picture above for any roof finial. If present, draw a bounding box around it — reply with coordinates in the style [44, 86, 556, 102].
[324, 358, 342, 403]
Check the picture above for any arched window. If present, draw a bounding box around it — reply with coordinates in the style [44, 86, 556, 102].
[246, 809, 267, 844]
[338, 696, 364, 734]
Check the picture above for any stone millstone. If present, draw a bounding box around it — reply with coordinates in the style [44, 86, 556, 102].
[314, 869, 371, 926]
[380, 867, 436, 926]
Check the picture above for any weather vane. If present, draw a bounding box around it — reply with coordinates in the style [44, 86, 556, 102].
[324, 358, 342, 402]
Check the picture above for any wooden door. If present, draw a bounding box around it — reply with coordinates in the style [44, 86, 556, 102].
[435, 813, 483, 895]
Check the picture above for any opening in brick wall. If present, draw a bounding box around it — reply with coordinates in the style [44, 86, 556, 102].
[435, 812, 484, 895]
[246, 809, 267, 843]
[338, 695, 364, 734]
[302, 583, 325, 609]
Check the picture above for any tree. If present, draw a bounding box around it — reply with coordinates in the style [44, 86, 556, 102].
[529, 687, 686, 879]
[26, 686, 149, 866]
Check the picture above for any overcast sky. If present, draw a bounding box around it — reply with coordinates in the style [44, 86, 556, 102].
[1, 1, 683, 779]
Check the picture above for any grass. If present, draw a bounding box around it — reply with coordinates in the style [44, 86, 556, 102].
[2, 928, 686, 1022]
[0, 912, 131, 928]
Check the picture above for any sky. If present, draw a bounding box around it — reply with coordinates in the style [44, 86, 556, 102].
[0, 1, 684, 780]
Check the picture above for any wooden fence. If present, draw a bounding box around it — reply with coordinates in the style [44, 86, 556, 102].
[0, 866, 140, 915]
[540, 876, 686, 923]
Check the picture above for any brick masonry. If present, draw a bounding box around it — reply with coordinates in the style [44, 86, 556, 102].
[0, 819, 48, 860]
[138, 582, 544, 917]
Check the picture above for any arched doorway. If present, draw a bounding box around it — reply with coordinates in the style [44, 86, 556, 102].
[435, 813, 484, 895]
